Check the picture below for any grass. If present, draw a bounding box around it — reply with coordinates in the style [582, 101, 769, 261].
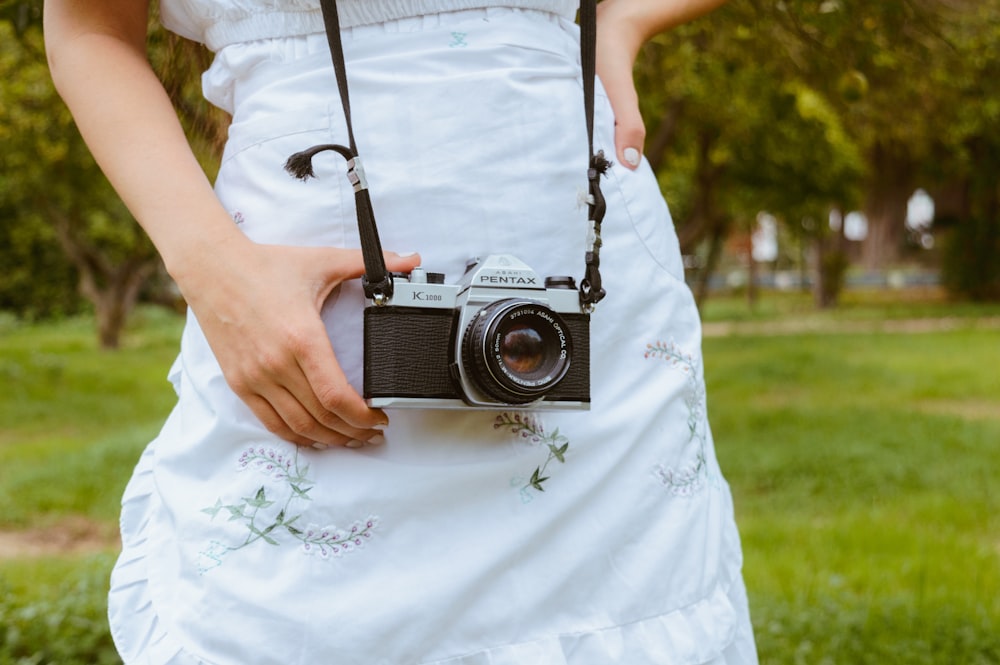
[0, 308, 182, 531]
[0, 554, 122, 665]
[1, 296, 998, 663]
[704, 312, 1000, 663]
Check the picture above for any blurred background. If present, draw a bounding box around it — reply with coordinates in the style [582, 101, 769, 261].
[1, 0, 998, 663]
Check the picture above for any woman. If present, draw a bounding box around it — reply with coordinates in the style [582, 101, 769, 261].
[45, 0, 757, 663]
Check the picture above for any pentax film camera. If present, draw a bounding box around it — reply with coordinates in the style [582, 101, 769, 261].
[364, 255, 590, 410]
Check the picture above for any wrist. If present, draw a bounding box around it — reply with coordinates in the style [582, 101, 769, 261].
[596, 0, 653, 59]
[163, 220, 251, 299]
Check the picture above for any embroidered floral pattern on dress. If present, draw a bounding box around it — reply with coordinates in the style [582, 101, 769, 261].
[197, 446, 378, 573]
[644, 340, 708, 496]
[495, 413, 570, 503]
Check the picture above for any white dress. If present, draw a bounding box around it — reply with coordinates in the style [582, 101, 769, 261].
[108, 2, 758, 663]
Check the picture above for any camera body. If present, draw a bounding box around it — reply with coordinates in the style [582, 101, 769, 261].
[363, 255, 590, 410]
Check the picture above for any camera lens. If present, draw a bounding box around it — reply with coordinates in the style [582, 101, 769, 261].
[500, 324, 545, 374]
[462, 299, 572, 404]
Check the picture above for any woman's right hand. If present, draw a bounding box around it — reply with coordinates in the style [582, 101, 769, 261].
[178, 239, 421, 448]
[45, 0, 424, 449]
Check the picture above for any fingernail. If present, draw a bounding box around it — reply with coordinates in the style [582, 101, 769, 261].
[397, 251, 418, 258]
[311, 442, 330, 450]
[366, 434, 386, 447]
[345, 440, 365, 448]
[624, 147, 641, 167]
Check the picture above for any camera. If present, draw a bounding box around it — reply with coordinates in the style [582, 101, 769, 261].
[363, 255, 590, 410]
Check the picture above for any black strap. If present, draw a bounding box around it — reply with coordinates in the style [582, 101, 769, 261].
[319, 0, 358, 156]
[579, 0, 597, 160]
[284, 0, 393, 302]
[577, 0, 609, 309]
[287, 0, 608, 308]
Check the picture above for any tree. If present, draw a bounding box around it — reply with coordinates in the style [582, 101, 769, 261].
[634, 1, 863, 305]
[0, 19, 160, 347]
[749, 0, 961, 270]
[0, 1, 227, 344]
[634, 0, 1000, 308]
[0, 1, 80, 317]
[930, 1, 1000, 299]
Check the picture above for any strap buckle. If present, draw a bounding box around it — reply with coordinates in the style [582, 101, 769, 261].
[347, 157, 368, 192]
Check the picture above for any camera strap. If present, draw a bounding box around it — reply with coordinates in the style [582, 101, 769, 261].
[578, 0, 609, 309]
[284, 0, 392, 303]
[285, 0, 608, 309]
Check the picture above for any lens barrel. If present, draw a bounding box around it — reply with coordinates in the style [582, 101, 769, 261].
[462, 299, 573, 404]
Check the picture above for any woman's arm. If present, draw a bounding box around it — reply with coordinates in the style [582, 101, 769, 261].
[44, 0, 419, 448]
[595, 0, 727, 169]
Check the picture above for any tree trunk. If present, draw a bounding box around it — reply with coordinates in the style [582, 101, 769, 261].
[645, 99, 685, 174]
[666, 128, 729, 307]
[811, 235, 847, 309]
[93, 261, 156, 349]
[810, 207, 849, 308]
[677, 129, 725, 254]
[695, 221, 727, 306]
[48, 206, 159, 349]
[940, 138, 1000, 301]
[861, 141, 914, 270]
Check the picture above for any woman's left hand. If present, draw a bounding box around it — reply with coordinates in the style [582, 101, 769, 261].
[595, 0, 647, 170]
[595, 0, 728, 171]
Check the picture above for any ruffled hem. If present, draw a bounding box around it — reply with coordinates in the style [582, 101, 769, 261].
[424, 585, 741, 665]
[108, 447, 752, 665]
[108, 444, 203, 665]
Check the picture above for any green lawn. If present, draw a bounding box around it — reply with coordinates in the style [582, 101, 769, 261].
[0, 309, 182, 530]
[705, 325, 1000, 664]
[1, 298, 998, 663]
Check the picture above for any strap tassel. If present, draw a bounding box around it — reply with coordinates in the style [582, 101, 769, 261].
[284, 143, 354, 180]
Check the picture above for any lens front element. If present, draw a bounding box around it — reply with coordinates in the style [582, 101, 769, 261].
[463, 299, 573, 404]
[500, 324, 545, 374]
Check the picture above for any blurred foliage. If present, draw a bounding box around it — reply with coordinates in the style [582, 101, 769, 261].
[0, 555, 121, 665]
[0, 1, 225, 346]
[0, 14, 159, 346]
[636, 0, 1000, 300]
[941, 216, 1000, 300]
[0, 15, 85, 319]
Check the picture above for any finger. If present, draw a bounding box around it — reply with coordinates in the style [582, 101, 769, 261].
[299, 351, 388, 431]
[264, 384, 379, 447]
[249, 383, 384, 448]
[243, 392, 317, 447]
[595, 28, 646, 170]
[383, 250, 422, 273]
[615, 114, 646, 170]
[286, 318, 390, 431]
[323, 249, 422, 283]
[233, 323, 380, 445]
[603, 78, 645, 169]
[311, 249, 423, 310]
[279, 369, 386, 442]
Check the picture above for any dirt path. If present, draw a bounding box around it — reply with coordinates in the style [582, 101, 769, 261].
[0, 517, 120, 560]
[702, 315, 1000, 337]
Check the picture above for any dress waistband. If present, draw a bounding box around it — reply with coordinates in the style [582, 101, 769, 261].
[162, 0, 578, 52]
[202, 7, 580, 115]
